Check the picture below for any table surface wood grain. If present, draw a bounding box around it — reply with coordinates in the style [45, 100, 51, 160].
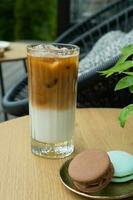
[0, 42, 27, 62]
[0, 108, 133, 200]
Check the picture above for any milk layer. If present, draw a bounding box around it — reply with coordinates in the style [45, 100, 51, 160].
[30, 106, 75, 143]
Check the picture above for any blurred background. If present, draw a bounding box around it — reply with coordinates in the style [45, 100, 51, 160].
[0, 0, 133, 122]
[0, 0, 116, 41]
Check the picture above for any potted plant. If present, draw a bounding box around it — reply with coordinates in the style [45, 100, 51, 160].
[100, 44, 133, 127]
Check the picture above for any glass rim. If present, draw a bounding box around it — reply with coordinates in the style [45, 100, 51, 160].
[27, 42, 80, 55]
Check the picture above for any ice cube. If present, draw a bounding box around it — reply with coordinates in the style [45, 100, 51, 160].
[29, 44, 76, 57]
[44, 44, 59, 51]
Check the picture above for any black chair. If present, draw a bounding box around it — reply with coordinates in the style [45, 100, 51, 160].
[77, 57, 133, 108]
[55, 0, 132, 43]
[2, 74, 28, 116]
[2, 0, 133, 117]
[76, 5, 133, 107]
[71, 5, 133, 58]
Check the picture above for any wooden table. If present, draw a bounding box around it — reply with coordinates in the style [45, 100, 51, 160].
[0, 42, 28, 119]
[0, 108, 133, 200]
[0, 42, 27, 62]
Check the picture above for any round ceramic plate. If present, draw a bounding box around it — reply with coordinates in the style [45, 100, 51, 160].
[0, 41, 10, 49]
[60, 159, 133, 199]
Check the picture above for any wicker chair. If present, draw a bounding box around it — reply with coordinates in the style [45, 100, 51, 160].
[55, 0, 132, 43]
[2, 75, 28, 116]
[76, 5, 133, 107]
[2, 0, 133, 117]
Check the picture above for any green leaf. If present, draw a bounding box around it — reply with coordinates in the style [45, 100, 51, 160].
[129, 85, 133, 93]
[100, 61, 133, 77]
[115, 76, 133, 91]
[119, 104, 133, 127]
[117, 53, 132, 66]
[116, 45, 133, 66]
[99, 45, 133, 128]
[123, 72, 133, 76]
[99, 45, 133, 77]
[121, 45, 133, 56]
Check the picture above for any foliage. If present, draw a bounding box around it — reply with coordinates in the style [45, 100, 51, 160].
[0, 0, 15, 40]
[0, 0, 57, 41]
[100, 45, 133, 127]
[14, 0, 57, 41]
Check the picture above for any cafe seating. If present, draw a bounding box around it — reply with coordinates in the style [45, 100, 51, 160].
[2, 0, 133, 116]
[55, 0, 132, 44]
[2, 75, 28, 116]
[77, 6, 133, 108]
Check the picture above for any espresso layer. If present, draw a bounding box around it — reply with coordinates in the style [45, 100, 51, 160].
[28, 55, 78, 110]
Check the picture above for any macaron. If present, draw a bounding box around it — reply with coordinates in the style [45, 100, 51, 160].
[108, 150, 133, 183]
[68, 150, 114, 193]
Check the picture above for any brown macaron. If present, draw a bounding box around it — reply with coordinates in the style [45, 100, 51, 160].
[68, 150, 114, 193]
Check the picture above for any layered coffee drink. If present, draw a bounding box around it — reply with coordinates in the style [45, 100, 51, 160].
[27, 44, 79, 158]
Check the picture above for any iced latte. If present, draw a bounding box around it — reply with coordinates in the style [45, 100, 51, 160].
[27, 44, 79, 158]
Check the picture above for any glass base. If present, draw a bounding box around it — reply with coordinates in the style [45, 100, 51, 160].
[31, 138, 74, 159]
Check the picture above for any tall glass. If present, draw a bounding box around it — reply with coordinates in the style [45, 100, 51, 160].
[27, 43, 79, 158]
